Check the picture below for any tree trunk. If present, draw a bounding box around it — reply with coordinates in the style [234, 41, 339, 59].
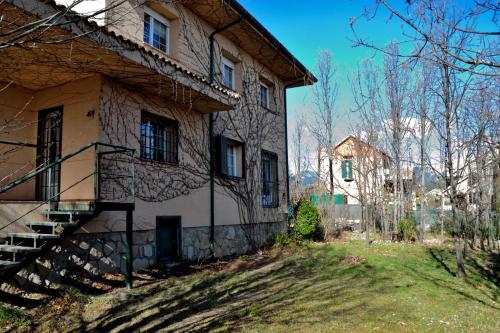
[420, 146, 426, 242]
[443, 63, 465, 278]
[329, 158, 334, 195]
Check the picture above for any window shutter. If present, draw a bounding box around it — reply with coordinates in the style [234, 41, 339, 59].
[218, 135, 228, 175]
[348, 160, 353, 179]
[241, 142, 246, 178]
[341, 161, 347, 179]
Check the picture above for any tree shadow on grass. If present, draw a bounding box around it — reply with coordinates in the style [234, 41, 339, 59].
[81, 249, 396, 332]
[428, 248, 454, 276]
[417, 248, 499, 309]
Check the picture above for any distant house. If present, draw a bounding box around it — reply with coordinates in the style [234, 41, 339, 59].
[319, 135, 391, 205]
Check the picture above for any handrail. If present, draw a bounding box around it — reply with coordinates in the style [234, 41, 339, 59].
[0, 141, 135, 195]
[0, 172, 95, 232]
[0, 139, 37, 148]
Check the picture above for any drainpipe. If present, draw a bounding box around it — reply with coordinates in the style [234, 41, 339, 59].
[208, 18, 242, 255]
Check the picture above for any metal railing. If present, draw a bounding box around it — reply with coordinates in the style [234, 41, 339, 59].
[0, 142, 135, 233]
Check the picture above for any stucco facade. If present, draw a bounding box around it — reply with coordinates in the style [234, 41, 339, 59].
[0, 0, 314, 278]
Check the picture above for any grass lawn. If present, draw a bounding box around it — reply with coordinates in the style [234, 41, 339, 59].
[1, 239, 499, 332]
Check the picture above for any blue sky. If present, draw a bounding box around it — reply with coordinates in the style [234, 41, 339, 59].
[238, 0, 408, 135]
[237, 0, 494, 140]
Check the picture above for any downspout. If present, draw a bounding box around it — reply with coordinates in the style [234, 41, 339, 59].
[208, 18, 242, 255]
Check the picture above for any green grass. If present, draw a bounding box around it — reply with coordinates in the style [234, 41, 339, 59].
[7, 240, 500, 332]
[0, 305, 32, 330]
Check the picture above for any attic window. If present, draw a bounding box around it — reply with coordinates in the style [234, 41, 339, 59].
[341, 160, 353, 181]
[259, 83, 269, 109]
[221, 57, 236, 90]
[143, 7, 170, 53]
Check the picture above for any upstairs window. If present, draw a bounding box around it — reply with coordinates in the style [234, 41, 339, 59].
[262, 151, 278, 207]
[227, 143, 237, 177]
[259, 83, 269, 109]
[140, 111, 178, 164]
[341, 159, 353, 181]
[143, 8, 169, 53]
[221, 57, 235, 90]
[217, 135, 245, 178]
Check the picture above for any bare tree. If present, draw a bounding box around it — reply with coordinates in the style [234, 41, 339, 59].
[310, 50, 338, 194]
[409, 62, 434, 242]
[0, 0, 130, 49]
[351, 0, 500, 75]
[290, 111, 311, 203]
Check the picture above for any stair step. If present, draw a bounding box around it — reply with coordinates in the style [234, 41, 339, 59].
[8, 233, 61, 240]
[0, 245, 41, 253]
[26, 221, 78, 228]
[0, 260, 21, 269]
[43, 211, 94, 216]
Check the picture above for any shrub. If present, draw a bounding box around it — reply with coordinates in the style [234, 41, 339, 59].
[398, 217, 417, 241]
[294, 199, 319, 240]
[274, 232, 292, 247]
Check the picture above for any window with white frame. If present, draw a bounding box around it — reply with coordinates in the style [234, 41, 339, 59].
[259, 83, 269, 109]
[217, 135, 244, 178]
[143, 8, 170, 53]
[262, 151, 278, 207]
[221, 57, 235, 90]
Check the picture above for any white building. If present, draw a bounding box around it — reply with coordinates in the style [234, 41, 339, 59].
[320, 135, 391, 205]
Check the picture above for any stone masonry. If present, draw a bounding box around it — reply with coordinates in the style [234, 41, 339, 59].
[5, 221, 286, 289]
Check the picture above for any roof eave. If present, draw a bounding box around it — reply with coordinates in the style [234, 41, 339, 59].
[223, 0, 318, 85]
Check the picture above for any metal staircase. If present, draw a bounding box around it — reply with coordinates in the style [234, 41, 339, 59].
[0, 142, 136, 286]
[0, 206, 94, 272]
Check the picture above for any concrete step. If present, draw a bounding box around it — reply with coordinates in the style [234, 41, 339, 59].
[0, 245, 41, 253]
[0, 260, 21, 269]
[57, 201, 94, 211]
[8, 233, 60, 240]
[43, 210, 94, 217]
[26, 221, 78, 228]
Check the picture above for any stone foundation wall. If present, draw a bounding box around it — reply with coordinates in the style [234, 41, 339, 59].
[5, 220, 287, 289]
[182, 220, 288, 261]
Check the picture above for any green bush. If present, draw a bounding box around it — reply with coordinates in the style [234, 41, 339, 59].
[274, 232, 292, 247]
[398, 217, 417, 241]
[294, 200, 319, 240]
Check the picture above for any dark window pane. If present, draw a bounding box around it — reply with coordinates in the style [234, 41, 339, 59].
[260, 85, 268, 108]
[144, 13, 151, 43]
[140, 112, 178, 163]
[261, 151, 278, 207]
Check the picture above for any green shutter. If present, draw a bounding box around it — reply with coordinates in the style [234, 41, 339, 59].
[334, 194, 343, 205]
[341, 161, 347, 178]
[348, 160, 353, 179]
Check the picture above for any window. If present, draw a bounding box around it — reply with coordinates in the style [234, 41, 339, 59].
[217, 135, 244, 178]
[259, 83, 269, 109]
[341, 159, 353, 180]
[143, 8, 169, 53]
[140, 111, 178, 163]
[221, 57, 235, 90]
[227, 143, 237, 177]
[262, 151, 278, 207]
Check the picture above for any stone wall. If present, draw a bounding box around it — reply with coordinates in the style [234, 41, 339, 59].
[4, 220, 287, 289]
[182, 220, 288, 261]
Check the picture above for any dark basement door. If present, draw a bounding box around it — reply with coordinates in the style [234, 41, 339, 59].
[156, 216, 181, 264]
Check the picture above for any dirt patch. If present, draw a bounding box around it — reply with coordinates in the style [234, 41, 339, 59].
[342, 255, 366, 265]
